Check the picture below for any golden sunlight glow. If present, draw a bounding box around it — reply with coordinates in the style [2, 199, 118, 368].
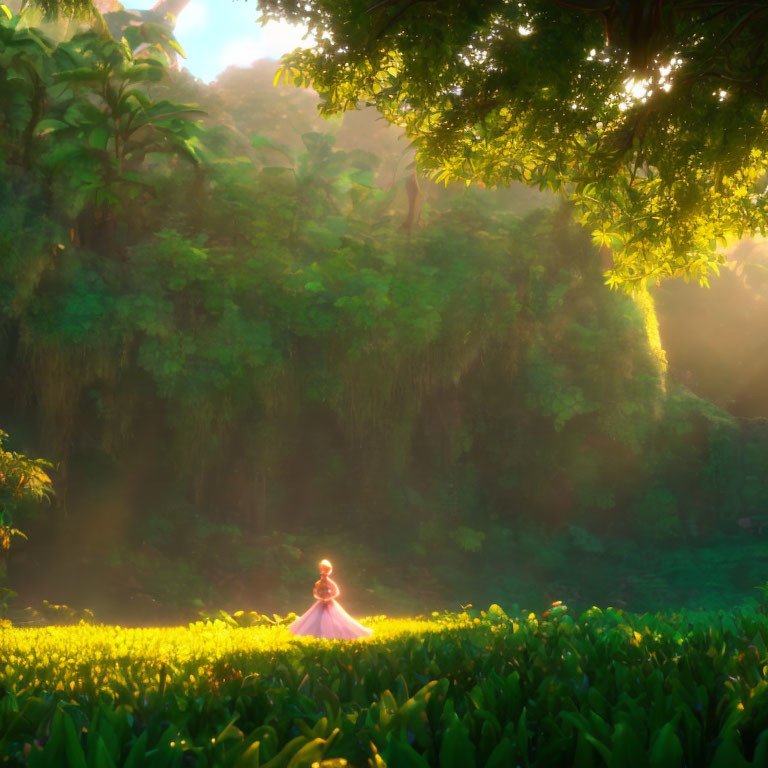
[219, 21, 315, 71]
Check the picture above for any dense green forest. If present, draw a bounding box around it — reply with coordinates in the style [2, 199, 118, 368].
[2, 9, 768, 622]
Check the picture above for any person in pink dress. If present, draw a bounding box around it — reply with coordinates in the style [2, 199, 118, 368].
[288, 559, 373, 639]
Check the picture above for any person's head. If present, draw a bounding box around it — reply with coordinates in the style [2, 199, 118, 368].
[319, 559, 332, 576]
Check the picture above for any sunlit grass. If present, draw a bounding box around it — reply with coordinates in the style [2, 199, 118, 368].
[3, 605, 768, 766]
[0, 614, 470, 696]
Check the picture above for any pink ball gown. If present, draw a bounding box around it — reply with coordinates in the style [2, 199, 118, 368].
[288, 574, 373, 640]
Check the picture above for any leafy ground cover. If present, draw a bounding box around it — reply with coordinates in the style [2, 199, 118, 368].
[3, 605, 768, 766]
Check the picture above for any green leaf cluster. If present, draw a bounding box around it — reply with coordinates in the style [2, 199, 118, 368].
[259, 0, 768, 288]
[4, 605, 768, 765]
[0, 430, 52, 553]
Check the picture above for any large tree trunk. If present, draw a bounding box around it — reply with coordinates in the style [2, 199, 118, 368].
[93, 0, 123, 11]
[93, 1, 192, 23]
[400, 170, 423, 232]
[152, 0, 190, 21]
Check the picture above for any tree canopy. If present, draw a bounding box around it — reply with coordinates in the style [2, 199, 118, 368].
[252, 0, 768, 289]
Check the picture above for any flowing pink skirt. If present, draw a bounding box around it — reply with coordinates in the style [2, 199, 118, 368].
[288, 599, 373, 639]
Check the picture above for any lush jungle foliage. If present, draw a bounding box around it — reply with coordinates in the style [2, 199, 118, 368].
[0, 433, 52, 611]
[259, 0, 768, 288]
[1, 7, 768, 619]
[5, 604, 768, 766]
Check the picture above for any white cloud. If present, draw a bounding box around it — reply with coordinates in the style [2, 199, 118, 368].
[218, 21, 315, 71]
[259, 20, 315, 59]
[174, 1, 208, 36]
[219, 38, 261, 70]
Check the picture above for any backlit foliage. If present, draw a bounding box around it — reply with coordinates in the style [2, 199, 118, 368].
[259, 0, 768, 289]
[0, 431, 52, 552]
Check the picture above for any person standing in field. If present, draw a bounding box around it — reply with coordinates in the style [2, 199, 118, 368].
[288, 559, 373, 639]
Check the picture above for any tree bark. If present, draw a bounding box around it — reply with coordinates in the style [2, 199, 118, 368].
[400, 170, 423, 232]
[151, 0, 191, 21]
